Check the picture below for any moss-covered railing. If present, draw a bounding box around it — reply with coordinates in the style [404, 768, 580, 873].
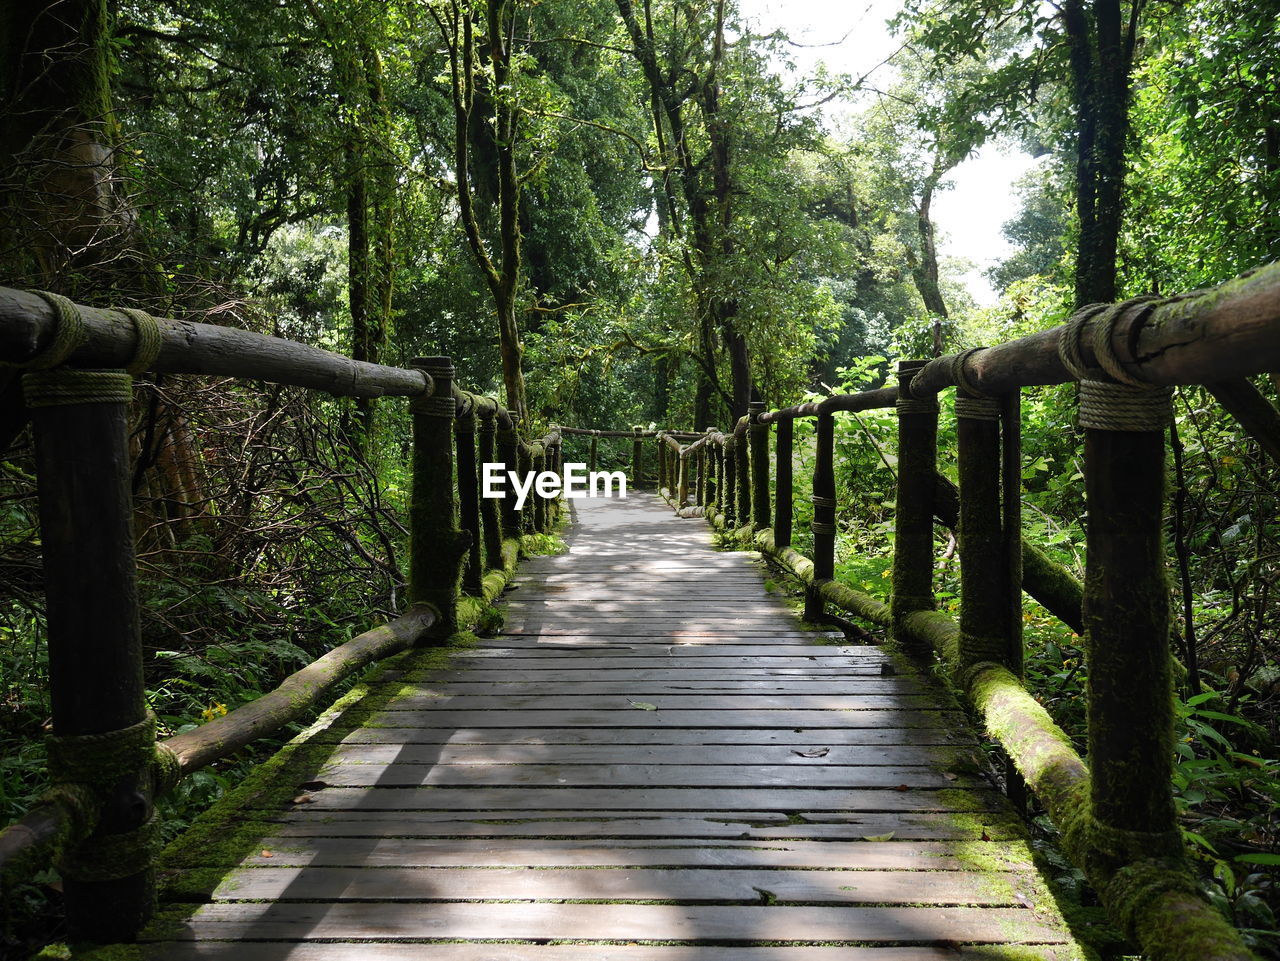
[599, 262, 1280, 961]
[0, 288, 564, 943]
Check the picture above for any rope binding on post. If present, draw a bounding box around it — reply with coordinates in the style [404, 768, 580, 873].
[116, 307, 164, 375]
[1057, 298, 1173, 432]
[45, 713, 158, 795]
[22, 369, 133, 407]
[895, 381, 937, 416]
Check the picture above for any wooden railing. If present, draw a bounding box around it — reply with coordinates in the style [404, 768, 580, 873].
[0, 287, 563, 942]
[606, 262, 1280, 961]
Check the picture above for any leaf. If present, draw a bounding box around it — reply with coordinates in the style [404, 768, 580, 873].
[894, 784, 910, 791]
[1234, 853, 1280, 866]
[629, 700, 657, 711]
[863, 832, 895, 841]
[792, 747, 829, 758]
[942, 771, 958, 780]
[291, 795, 314, 804]
[260, 850, 274, 859]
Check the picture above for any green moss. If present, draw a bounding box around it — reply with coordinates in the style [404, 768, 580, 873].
[521, 531, 566, 556]
[38, 944, 156, 961]
[152, 633, 480, 896]
[1106, 860, 1255, 961]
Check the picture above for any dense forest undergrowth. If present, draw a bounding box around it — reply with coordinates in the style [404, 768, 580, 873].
[2, 0, 1278, 956]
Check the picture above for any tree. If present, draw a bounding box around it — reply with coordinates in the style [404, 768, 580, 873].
[897, 0, 1145, 309]
[428, 0, 530, 422]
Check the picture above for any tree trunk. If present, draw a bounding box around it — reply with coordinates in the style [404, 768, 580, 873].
[913, 161, 950, 357]
[1062, 0, 1137, 309]
[2, 0, 129, 285]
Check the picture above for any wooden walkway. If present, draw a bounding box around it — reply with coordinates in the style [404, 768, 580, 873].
[149, 492, 1083, 960]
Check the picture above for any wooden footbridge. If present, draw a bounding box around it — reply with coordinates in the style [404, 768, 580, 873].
[2, 269, 1278, 961]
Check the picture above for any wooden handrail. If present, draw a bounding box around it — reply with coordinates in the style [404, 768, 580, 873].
[0, 286, 430, 397]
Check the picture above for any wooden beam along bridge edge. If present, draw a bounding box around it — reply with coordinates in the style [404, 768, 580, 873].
[0, 263, 1276, 960]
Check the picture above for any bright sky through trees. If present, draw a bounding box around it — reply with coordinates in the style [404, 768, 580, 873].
[738, 0, 1040, 305]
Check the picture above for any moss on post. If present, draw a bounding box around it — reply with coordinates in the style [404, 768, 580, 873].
[517, 442, 533, 535]
[734, 421, 750, 524]
[455, 407, 483, 597]
[632, 426, 643, 488]
[707, 440, 720, 512]
[496, 416, 521, 539]
[1083, 400, 1179, 865]
[806, 411, 836, 621]
[476, 414, 504, 571]
[695, 445, 705, 506]
[749, 399, 770, 531]
[891, 360, 938, 648]
[532, 446, 547, 533]
[775, 417, 793, 548]
[677, 451, 689, 507]
[409, 357, 466, 636]
[723, 435, 738, 527]
[955, 390, 1013, 672]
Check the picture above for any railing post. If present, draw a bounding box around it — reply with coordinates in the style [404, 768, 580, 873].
[518, 441, 534, 535]
[749, 399, 770, 531]
[723, 434, 737, 527]
[455, 404, 483, 596]
[805, 410, 836, 620]
[632, 427, 643, 488]
[677, 450, 689, 507]
[956, 384, 1027, 808]
[25, 368, 154, 943]
[1081, 376, 1180, 863]
[588, 433, 598, 475]
[410, 356, 464, 635]
[955, 388, 1015, 671]
[735, 421, 750, 526]
[496, 416, 521, 539]
[658, 436, 668, 493]
[532, 444, 547, 533]
[552, 436, 564, 522]
[709, 439, 721, 513]
[891, 360, 938, 646]
[695, 444, 706, 507]
[775, 417, 793, 548]
[477, 413, 504, 569]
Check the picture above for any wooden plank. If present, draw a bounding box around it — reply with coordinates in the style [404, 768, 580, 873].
[364, 709, 960, 728]
[193, 866, 1026, 905]
[499, 626, 825, 637]
[448, 658, 891, 671]
[318, 742, 963, 766]
[266, 811, 1021, 841]
[146, 943, 1061, 960]
[457, 646, 873, 658]
[401, 678, 926, 693]
[413, 673, 922, 687]
[323, 727, 973, 746]
[499, 603, 803, 614]
[167, 902, 1069, 943]
[311, 762, 972, 789]
[236, 837, 1028, 870]
[381, 693, 939, 711]
[285, 786, 1004, 813]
